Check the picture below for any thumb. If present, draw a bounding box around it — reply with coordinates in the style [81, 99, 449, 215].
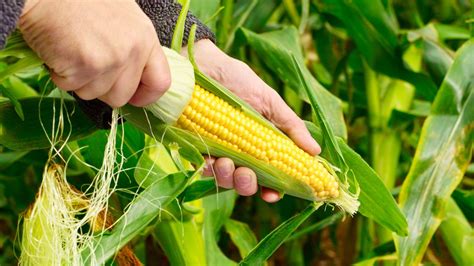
[263, 90, 321, 156]
[129, 43, 171, 107]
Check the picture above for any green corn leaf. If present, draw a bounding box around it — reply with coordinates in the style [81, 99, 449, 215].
[217, 0, 234, 46]
[388, 100, 432, 129]
[452, 189, 474, 221]
[239, 203, 321, 265]
[286, 211, 344, 241]
[0, 98, 97, 150]
[187, 0, 221, 31]
[59, 141, 95, 178]
[187, 24, 198, 69]
[439, 197, 474, 266]
[241, 1, 279, 31]
[395, 40, 474, 266]
[240, 26, 347, 139]
[282, 0, 300, 26]
[422, 39, 454, 84]
[0, 31, 31, 54]
[169, 142, 192, 175]
[181, 178, 229, 202]
[0, 67, 39, 121]
[77, 122, 144, 187]
[0, 150, 29, 170]
[133, 131, 207, 265]
[82, 171, 194, 264]
[355, 240, 396, 264]
[222, 0, 258, 52]
[0, 85, 24, 120]
[352, 254, 397, 266]
[171, 0, 190, 52]
[3, 76, 38, 98]
[291, 54, 352, 183]
[406, 23, 455, 84]
[0, 56, 42, 83]
[134, 139, 179, 188]
[305, 123, 408, 236]
[203, 190, 238, 266]
[122, 105, 205, 168]
[224, 219, 258, 259]
[122, 106, 239, 265]
[434, 23, 471, 40]
[154, 218, 206, 266]
[291, 53, 359, 214]
[471, 8, 474, 37]
[319, 0, 437, 100]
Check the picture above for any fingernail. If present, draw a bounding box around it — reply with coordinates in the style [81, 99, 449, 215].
[314, 141, 321, 155]
[235, 175, 252, 188]
[308, 137, 321, 155]
[268, 193, 281, 203]
[261, 188, 282, 203]
[202, 158, 215, 176]
[216, 163, 232, 179]
[235, 174, 256, 196]
[204, 163, 212, 173]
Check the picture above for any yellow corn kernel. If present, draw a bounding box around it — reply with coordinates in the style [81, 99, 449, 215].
[177, 85, 339, 200]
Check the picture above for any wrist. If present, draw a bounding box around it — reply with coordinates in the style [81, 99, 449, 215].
[21, 0, 41, 17]
[19, 0, 42, 32]
[183, 39, 232, 79]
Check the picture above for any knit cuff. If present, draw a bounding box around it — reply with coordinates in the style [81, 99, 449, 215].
[0, 0, 25, 48]
[137, 0, 216, 47]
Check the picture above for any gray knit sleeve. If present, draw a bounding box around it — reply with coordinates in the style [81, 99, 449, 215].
[137, 0, 215, 47]
[0, 0, 25, 48]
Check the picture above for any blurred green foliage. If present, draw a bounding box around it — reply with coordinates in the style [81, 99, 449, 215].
[0, 0, 473, 265]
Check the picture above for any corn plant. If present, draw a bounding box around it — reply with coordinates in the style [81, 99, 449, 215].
[0, 0, 472, 265]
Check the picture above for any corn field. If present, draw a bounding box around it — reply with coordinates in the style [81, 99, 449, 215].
[0, 0, 473, 265]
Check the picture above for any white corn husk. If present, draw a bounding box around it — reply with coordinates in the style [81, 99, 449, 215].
[144, 48, 195, 124]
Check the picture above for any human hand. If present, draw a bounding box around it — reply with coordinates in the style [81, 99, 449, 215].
[183, 40, 321, 203]
[19, 0, 171, 108]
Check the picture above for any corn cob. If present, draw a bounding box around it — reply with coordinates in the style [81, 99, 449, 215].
[176, 85, 339, 200]
[141, 47, 358, 213]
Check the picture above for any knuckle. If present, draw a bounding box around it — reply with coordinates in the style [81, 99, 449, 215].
[260, 90, 279, 117]
[231, 59, 253, 77]
[50, 74, 77, 91]
[158, 74, 172, 92]
[103, 100, 116, 108]
[235, 60, 251, 71]
[236, 175, 251, 188]
[134, 22, 156, 54]
[144, 21, 156, 36]
[78, 52, 104, 73]
[78, 50, 121, 73]
[50, 77, 72, 90]
[208, 56, 238, 84]
[74, 89, 96, 101]
[219, 157, 234, 166]
[149, 74, 171, 95]
[266, 89, 281, 103]
[109, 96, 129, 108]
[111, 52, 127, 69]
